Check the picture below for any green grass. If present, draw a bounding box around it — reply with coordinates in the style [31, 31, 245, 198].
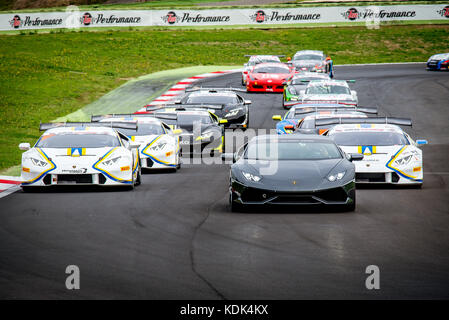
[1, 0, 446, 12]
[0, 24, 448, 172]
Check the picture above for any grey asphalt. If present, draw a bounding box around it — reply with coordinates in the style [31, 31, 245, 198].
[1, 64, 448, 299]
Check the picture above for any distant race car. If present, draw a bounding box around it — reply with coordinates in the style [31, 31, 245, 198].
[246, 62, 295, 93]
[242, 55, 285, 85]
[293, 111, 369, 135]
[289, 50, 333, 77]
[92, 114, 181, 171]
[151, 109, 227, 157]
[283, 72, 331, 108]
[174, 87, 251, 130]
[223, 134, 363, 212]
[426, 53, 449, 71]
[325, 117, 428, 186]
[19, 122, 141, 191]
[291, 79, 358, 106]
[272, 104, 377, 134]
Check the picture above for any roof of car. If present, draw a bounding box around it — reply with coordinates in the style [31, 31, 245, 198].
[306, 80, 350, 87]
[328, 123, 404, 134]
[99, 117, 163, 124]
[294, 50, 324, 56]
[42, 126, 118, 136]
[189, 90, 236, 97]
[248, 55, 281, 61]
[252, 134, 334, 142]
[253, 62, 289, 68]
[303, 112, 367, 120]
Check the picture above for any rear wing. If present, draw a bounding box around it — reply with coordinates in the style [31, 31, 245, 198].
[185, 86, 246, 93]
[294, 106, 377, 116]
[284, 100, 357, 108]
[298, 79, 356, 83]
[148, 112, 178, 121]
[39, 121, 138, 131]
[315, 117, 412, 127]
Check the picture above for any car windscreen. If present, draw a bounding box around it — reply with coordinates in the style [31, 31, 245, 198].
[186, 95, 237, 104]
[246, 140, 342, 160]
[330, 132, 409, 146]
[36, 133, 121, 148]
[293, 54, 323, 61]
[292, 77, 327, 85]
[117, 123, 164, 136]
[306, 85, 351, 95]
[253, 66, 289, 74]
[177, 114, 212, 125]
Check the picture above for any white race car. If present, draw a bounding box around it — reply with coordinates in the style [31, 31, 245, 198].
[242, 55, 284, 85]
[19, 122, 141, 191]
[297, 80, 358, 106]
[93, 114, 181, 171]
[325, 117, 428, 186]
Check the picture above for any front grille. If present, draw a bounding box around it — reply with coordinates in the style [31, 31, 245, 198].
[276, 86, 284, 90]
[99, 173, 107, 184]
[57, 174, 92, 184]
[392, 172, 400, 183]
[228, 114, 246, 125]
[356, 173, 385, 183]
[240, 186, 348, 204]
[252, 85, 263, 89]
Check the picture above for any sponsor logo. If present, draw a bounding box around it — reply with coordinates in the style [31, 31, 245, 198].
[162, 11, 178, 24]
[9, 15, 63, 28]
[80, 13, 141, 25]
[250, 10, 266, 23]
[161, 11, 230, 24]
[82, 12, 92, 25]
[10, 15, 22, 28]
[437, 6, 449, 18]
[249, 10, 321, 23]
[341, 8, 416, 20]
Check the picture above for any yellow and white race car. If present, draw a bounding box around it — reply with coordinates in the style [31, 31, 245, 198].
[92, 114, 181, 171]
[19, 122, 141, 191]
[325, 117, 428, 186]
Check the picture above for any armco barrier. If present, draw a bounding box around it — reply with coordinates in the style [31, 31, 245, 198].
[1, 5, 448, 31]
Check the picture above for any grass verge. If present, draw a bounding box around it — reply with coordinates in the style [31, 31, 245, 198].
[0, 24, 448, 173]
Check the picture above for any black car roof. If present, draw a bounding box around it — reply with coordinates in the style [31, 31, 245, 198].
[252, 134, 333, 143]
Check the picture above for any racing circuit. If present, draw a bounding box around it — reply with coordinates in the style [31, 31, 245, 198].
[0, 63, 448, 299]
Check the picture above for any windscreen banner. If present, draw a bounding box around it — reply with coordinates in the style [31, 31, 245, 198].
[0, 5, 448, 31]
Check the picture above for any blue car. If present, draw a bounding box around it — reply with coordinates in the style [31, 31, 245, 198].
[426, 53, 449, 71]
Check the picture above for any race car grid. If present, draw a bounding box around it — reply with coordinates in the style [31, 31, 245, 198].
[0, 68, 239, 198]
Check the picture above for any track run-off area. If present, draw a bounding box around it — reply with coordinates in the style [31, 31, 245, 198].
[0, 63, 448, 299]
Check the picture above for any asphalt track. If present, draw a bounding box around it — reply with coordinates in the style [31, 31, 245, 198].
[1, 64, 448, 299]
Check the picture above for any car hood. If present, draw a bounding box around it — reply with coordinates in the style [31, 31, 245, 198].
[251, 73, 290, 81]
[302, 94, 355, 101]
[32, 147, 115, 167]
[235, 159, 347, 191]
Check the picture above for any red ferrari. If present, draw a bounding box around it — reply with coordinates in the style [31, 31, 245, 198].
[246, 62, 295, 93]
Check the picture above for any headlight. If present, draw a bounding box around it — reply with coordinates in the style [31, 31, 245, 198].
[289, 87, 297, 95]
[102, 156, 121, 166]
[327, 171, 346, 182]
[225, 109, 241, 118]
[394, 154, 413, 166]
[149, 141, 167, 151]
[242, 172, 261, 182]
[30, 157, 48, 167]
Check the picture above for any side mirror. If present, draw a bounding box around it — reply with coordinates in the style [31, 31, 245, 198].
[129, 142, 140, 149]
[172, 129, 182, 135]
[221, 153, 235, 163]
[284, 125, 294, 130]
[416, 139, 428, 146]
[219, 119, 228, 124]
[244, 100, 252, 105]
[19, 142, 30, 151]
[349, 153, 364, 161]
[272, 115, 282, 121]
[282, 81, 287, 86]
[174, 100, 182, 104]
